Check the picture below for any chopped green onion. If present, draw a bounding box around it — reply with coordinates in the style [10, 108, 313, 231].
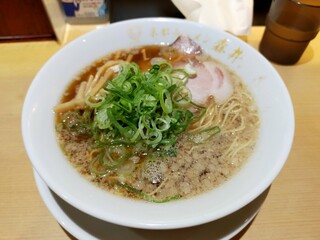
[117, 182, 182, 203]
[88, 60, 196, 151]
[159, 89, 173, 113]
[89, 155, 112, 176]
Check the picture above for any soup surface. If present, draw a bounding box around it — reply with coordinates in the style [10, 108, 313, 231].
[55, 36, 259, 202]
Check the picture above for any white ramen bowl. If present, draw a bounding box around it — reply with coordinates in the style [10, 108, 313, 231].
[22, 18, 294, 229]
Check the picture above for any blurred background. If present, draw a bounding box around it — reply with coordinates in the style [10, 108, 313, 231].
[0, 0, 272, 42]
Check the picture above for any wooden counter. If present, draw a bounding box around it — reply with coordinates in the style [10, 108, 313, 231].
[1, 25, 319, 239]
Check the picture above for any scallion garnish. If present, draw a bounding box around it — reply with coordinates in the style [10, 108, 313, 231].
[90, 61, 196, 153]
[117, 182, 182, 203]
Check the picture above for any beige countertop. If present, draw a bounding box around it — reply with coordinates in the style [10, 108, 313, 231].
[1, 25, 319, 239]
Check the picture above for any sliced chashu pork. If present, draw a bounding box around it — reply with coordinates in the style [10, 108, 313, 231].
[170, 35, 234, 104]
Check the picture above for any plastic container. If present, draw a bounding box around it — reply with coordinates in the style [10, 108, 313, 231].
[61, 0, 109, 24]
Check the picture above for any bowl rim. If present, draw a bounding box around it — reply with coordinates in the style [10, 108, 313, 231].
[22, 17, 295, 229]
